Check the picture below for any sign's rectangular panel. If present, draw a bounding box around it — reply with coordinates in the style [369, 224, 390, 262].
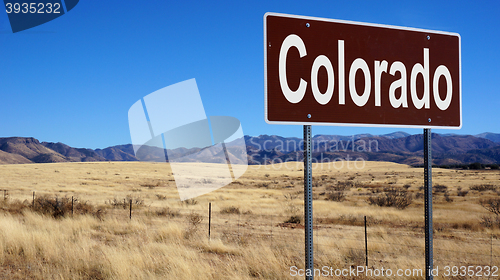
[264, 13, 461, 128]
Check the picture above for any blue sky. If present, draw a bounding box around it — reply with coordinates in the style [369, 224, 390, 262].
[0, 0, 499, 149]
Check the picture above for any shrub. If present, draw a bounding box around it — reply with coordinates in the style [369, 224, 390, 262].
[72, 198, 94, 214]
[457, 190, 469, 197]
[184, 212, 203, 239]
[367, 187, 413, 209]
[156, 207, 180, 217]
[479, 198, 500, 216]
[0, 199, 30, 215]
[259, 182, 270, 188]
[444, 192, 453, 203]
[480, 215, 500, 228]
[469, 162, 482, 170]
[107, 196, 144, 209]
[188, 212, 203, 226]
[283, 193, 300, 215]
[434, 184, 448, 193]
[182, 198, 198, 206]
[284, 215, 301, 224]
[34, 196, 68, 218]
[327, 180, 354, 192]
[156, 194, 167, 200]
[325, 191, 346, 202]
[94, 208, 105, 221]
[471, 184, 497, 192]
[141, 184, 156, 189]
[127, 195, 144, 206]
[338, 214, 360, 226]
[343, 249, 365, 266]
[32, 195, 93, 218]
[220, 206, 240, 214]
[337, 180, 354, 190]
[107, 198, 126, 208]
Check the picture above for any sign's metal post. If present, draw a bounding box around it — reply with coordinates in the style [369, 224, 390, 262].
[265, 13, 460, 280]
[424, 128, 433, 280]
[303, 125, 314, 280]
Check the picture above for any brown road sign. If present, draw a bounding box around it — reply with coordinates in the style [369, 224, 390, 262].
[264, 13, 461, 128]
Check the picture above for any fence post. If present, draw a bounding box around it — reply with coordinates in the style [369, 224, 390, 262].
[3, 190, 6, 200]
[365, 216, 368, 267]
[32, 191, 35, 208]
[208, 202, 212, 241]
[129, 199, 132, 220]
[71, 196, 74, 217]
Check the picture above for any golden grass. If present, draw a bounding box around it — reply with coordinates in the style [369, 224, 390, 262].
[0, 161, 499, 279]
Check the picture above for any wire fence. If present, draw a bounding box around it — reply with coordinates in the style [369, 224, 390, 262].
[1, 188, 499, 270]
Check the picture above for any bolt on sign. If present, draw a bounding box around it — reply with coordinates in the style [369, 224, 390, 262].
[264, 13, 461, 128]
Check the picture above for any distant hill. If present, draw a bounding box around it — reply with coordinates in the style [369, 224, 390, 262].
[463, 145, 500, 163]
[0, 132, 498, 166]
[358, 134, 498, 154]
[0, 137, 66, 163]
[381, 131, 411, 139]
[243, 133, 500, 166]
[41, 142, 105, 162]
[94, 145, 138, 161]
[0, 137, 132, 164]
[0, 149, 32, 164]
[476, 132, 500, 143]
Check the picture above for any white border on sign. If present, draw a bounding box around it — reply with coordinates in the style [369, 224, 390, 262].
[263, 12, 462, 130]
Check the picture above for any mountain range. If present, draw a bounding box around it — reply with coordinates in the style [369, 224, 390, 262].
[0, 132, 499, 166]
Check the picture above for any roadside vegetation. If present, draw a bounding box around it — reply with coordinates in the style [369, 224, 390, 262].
[0, 161, 499, 279]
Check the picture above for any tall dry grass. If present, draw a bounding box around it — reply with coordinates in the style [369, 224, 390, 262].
[0, 161, 499, 279]
[0, 209, 301, 279]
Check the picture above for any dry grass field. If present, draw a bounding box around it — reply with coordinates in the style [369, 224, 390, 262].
[0, 161, 499, 279]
